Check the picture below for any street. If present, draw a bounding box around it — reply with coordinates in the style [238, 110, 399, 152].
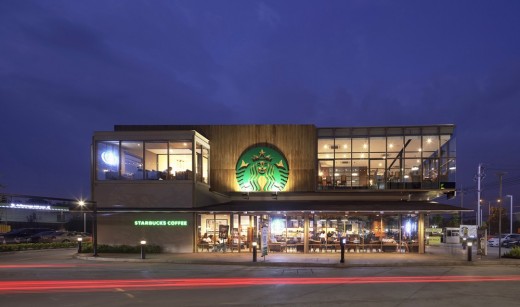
[1, 249, 519, 306]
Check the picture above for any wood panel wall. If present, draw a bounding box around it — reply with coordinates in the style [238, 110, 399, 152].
[194, 125, 317, 193]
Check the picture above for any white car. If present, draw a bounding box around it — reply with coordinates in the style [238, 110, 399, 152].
[488, 234, 513, 247]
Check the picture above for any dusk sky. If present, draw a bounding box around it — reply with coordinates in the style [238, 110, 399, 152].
[1, 1, 519, 212]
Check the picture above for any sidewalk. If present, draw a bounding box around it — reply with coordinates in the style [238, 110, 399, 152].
[75, 245, 519, 268]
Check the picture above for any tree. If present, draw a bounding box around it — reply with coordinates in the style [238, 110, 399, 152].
[488, 207, 509, 235]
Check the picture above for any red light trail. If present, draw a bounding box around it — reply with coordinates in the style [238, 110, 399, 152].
[1, 275, 520, 293]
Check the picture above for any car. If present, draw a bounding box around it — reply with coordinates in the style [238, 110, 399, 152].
[501, 234, 520, 248]
[0, 228, 54, 244]
[28, 230, 60, 243]
[46, 231, 92, 243]
[488, 234, 515, 247]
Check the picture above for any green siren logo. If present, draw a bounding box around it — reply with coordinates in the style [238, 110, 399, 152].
[236, 146, 289, 192]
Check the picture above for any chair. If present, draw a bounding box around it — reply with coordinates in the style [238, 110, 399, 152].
[325, 176, 332, 187]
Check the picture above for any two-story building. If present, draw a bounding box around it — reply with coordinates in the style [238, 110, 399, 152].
[92, 124, 464, 254]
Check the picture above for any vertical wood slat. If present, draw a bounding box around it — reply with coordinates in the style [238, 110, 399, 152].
[197, 125, 316, 192]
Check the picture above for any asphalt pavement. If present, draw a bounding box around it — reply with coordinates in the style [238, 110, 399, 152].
[75, 244, 520, 267]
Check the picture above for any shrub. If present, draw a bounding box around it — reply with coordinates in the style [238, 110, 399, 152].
[0, 242, 76, 252]
[78, 243, 162, 254]
[503, 246, 520, 258]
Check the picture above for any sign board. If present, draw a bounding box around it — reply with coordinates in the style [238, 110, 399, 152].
[219, 225, 229, 239]
[428, 236, 441, 245]
[236, 146, 289, 192]
[261, 226, 268, 256]
[459, 225, 477, 238]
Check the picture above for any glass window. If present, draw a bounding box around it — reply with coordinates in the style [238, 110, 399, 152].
[121, 141, 143, 180]
[318, 160, 334, 189]
[168, 141, 193, 180]
[352, 138, 368, 153]
[196, 142, 210, 184]
[334, 138, 350, 157]
[422, 135, 439, 158]
[404, 136, 422, 158]
[96, 141, 120, 180]
[144, 141, 167, 180]
[317, 138, 334, 160]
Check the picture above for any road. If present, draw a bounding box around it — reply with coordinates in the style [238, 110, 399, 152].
[1, 249, 519, 306]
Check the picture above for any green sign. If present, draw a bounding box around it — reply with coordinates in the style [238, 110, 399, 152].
[236, 146, 289, 192]
[134, 220, 188, 226]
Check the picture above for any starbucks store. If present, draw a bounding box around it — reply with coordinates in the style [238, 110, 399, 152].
[92, 124, 464, 255]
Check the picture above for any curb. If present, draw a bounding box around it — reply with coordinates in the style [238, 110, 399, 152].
[73, 254, 518, 268]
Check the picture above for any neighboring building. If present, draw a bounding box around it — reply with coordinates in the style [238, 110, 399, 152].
[0, 195, 72, 232]
[92, 124, 465, 254]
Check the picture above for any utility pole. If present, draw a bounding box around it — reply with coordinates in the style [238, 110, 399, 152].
[497, 172, 506, 258]
[475, 164, 484, 227]
[459, 188, 464, 224]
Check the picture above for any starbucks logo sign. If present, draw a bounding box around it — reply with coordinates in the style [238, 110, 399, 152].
[236, 146, 289, 192]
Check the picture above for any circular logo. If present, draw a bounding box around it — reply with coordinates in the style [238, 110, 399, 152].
[235, 146, 289, 192]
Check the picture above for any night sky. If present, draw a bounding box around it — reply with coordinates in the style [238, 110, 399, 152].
[1, 1, 519, 213]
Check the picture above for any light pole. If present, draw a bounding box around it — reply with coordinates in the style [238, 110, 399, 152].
[507, 195, 513, 234]
[78, 201, 87, 233]
[78, 199, 98, 257]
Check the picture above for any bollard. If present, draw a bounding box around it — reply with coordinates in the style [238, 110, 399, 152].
[77, 237, 83, 253]
[252, 242, 257, 262]
[467, 241, 473, 261]
[340, 238, 346, 263]
[462, 237, 467, 250]
[140, 240, 147, 259]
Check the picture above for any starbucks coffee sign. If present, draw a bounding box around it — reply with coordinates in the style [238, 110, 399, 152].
[235, 146, 289, 192]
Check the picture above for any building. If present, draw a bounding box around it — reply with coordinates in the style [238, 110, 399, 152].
[92, 124, 464, 254]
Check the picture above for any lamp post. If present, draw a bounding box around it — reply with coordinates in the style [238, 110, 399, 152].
[507, 195, 513, 234]
[140, 240, 147, 259]
[467, 241, 473, 261]
[340, 237, 346, 263]
[252, 241, 257, 262]
[78, 199, 98, 257]
[77, 237, 83, 253]
[93, 200, 98, 257]
[78, 201, 87, 233]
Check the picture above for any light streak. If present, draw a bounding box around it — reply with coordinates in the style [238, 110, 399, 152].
[0, 275, 519, 293]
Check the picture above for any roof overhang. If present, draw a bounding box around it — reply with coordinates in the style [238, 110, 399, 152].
[97, 200, 470, 214]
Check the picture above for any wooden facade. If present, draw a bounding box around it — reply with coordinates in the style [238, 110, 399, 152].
[183, 125, 317, 193]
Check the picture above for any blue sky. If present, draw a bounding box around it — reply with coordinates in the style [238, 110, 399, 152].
[1, 1, 519, 212]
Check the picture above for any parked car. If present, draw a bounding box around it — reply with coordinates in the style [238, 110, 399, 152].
[488, 234, 515, 247]
[51, 231, 92, 242]
[501, 234, 520, 248]
[28, 230, 60, 243]
[0, 228, 54, 244]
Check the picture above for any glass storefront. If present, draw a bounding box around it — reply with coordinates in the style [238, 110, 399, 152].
[195, 212, 420, 254]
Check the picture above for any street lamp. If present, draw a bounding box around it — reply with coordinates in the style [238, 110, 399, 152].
[140, 240, 147, 259]
[507, 195, 513, 234]
[77, 199, 98, 257]
[78, 200, 87, 233]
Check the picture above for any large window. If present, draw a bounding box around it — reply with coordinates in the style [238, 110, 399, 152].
[316, 126, 456, 191]
[96, 141, 120, 180]
[196, 142, 210, 184]
[95, 138, 204, 182]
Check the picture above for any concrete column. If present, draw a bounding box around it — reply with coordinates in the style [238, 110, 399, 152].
[418, 213, 425, 254]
